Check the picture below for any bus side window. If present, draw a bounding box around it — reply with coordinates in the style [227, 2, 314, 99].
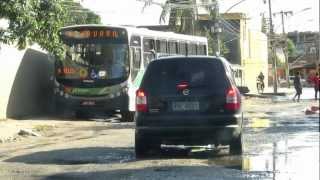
[143, 38, 155, 67]
[179, 42, 186, 55]
[192, 44, 197, 55]
[186, 43, 191, 55]
[203, 45, 207, 55]
[187, 43, 196, 55]
[195, 44, 198, 55]
[160, 40, 167, 54]
[131, 47, 141, 80]
[156, 40, 160, 53]
[168, 41, 177, 55]
[197, 44, 205, 55]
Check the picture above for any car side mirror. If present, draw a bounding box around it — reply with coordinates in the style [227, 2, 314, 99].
[237, 86, 249, 94]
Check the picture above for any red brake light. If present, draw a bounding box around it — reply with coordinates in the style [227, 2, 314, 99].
[225, 87, 241, 111]
[136, 89, 147, 112]
[177, 81, 189, 91]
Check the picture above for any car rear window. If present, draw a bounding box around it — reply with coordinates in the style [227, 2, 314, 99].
[141, 58, 229, 94]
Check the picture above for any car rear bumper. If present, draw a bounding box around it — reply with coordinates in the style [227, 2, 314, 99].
[136, 126, 241, 146]
[135, 113, 243, 145]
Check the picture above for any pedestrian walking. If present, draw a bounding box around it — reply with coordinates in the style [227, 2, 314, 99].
[309, 72, 320, 100]
[292, 72, 302, 102]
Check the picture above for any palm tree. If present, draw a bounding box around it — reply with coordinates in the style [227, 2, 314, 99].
[142, 0, 197, 35]
[142, 0, 221, 54]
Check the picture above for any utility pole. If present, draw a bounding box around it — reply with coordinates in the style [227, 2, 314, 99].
[267, 0, 278, 93]
[274, 10, 293, 88]
[209, 1, 220, 56]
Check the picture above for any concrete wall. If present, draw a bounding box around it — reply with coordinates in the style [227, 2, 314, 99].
[0, 44, 54, 119]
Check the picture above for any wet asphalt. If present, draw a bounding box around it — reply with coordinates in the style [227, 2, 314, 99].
[0, 96, 319, 180]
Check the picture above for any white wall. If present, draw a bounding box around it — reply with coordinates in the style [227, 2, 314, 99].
[0, 44, 54, 119]
[0, 44, 26, 119]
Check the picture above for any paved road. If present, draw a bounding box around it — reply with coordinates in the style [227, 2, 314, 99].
[0, 97, 318, 180]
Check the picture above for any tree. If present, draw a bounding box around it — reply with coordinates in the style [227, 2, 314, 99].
[0, 0, 66, 55]
[0, 0, 101, 56]
[157, 0, 196, 35]
[286, 38, 296, 58]
[62, 0, 101, 26]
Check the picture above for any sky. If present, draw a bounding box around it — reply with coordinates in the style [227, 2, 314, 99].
[80, 0, 319, 33]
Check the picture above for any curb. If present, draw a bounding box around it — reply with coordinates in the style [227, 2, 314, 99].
[244, 92, 288, 98]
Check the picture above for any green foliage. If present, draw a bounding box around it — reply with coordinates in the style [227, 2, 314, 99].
[62, 0, 101, 26]
[159, 0, 196, 35]
[286, 38, 297, 57]
[0, 0, 101, 56]
[0, 0, 66, 55]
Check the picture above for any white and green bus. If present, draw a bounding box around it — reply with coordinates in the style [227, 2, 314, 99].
[54, 24, 208, 121]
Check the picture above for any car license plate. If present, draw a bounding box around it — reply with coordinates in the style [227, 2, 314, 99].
[81, 101, 95, 106]
[172, 101, 199, 111]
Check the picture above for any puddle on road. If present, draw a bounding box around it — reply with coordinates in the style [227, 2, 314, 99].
[244, 132, 318, 180]
[248, 118, 271, 128]
[271, 96, 291, 102]
[204, 131, 319, 179]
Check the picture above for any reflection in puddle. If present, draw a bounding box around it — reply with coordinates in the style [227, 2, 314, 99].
[250, 133, 317, 179]
[206, 132, 319, 180]
[248, 118, 271, 128]
[271, 96, 290, 102]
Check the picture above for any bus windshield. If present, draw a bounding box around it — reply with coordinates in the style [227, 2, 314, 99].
[56, 40, 129, 87]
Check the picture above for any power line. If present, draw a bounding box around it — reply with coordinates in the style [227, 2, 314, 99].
[137, 0, 217, 9]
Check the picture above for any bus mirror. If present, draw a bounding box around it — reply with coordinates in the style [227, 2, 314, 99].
[237, 86, 249, 94]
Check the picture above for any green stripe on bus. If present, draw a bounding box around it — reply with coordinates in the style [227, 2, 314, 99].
[133, 69, 145, 88]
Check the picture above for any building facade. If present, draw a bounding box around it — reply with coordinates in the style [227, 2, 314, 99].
[221, 13, 268, 93]
[287, 31, 320, 78]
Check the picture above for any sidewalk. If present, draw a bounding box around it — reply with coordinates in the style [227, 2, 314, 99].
[0, 120, 21, 143]
[245, 86, 295, 98]
[0, 119, 52, 143]
[245, 86, 318, 101]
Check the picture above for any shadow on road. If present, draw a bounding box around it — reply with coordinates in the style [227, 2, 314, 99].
[4, 145, 244, 170]
[4, 147, 134, 165]
[45, 163, 250, 180]
[42, 164, 246, 180]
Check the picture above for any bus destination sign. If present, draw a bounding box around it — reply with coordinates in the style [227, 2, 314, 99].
[61, 29, 126, 40]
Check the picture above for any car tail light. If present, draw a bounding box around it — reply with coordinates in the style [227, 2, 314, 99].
[225, 87, 241, 111]
[136, 89, 147, 112]
[177, 81, 189, 91]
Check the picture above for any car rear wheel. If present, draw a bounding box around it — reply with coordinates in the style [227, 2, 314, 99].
[121, 111, 134, 122]
[229, 135, 243, 155]
[135, 133, 161, 158]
